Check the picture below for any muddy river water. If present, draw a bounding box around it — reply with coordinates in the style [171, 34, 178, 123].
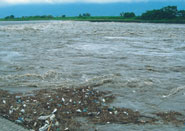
[0, 21, 185, 130]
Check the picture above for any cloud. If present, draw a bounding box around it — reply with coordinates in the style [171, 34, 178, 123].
[1, 0, 149, 5]
[1, 0, 184, 6]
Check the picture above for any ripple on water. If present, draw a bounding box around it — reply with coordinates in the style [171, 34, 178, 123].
[0, 21, 185, 130]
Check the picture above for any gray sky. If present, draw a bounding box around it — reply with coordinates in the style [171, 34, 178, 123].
[0, 0, 176, 5]
[1, 0, 184, 6]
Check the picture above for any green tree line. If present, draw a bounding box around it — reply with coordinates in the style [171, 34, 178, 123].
[3, 6, 185, 20]
[119, 6, 185, 20]
[140, 6, 185, 20]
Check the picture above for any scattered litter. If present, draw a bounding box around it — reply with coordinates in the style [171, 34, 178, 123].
[123, 111, 129, 115]
[76, 109, 82, 113]
[2, 100, 6, 104]
[52, 108, 57, 114]
[0, 86, 184, 131]
[39, 124, 49, 131]
[38, 115, 50, 120]
[21, 109, 25, 113]
[102, 99, 106, 103]
[16, 117, 24, 124]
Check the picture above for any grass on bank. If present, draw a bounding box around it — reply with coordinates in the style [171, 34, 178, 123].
[0, 16, 185, 24]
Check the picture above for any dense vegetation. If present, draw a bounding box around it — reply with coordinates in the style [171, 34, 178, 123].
[1, 6, 185, 23]
[141, 6, 185, 20]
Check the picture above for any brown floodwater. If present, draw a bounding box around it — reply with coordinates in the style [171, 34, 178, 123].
[0, 21, 185, 130]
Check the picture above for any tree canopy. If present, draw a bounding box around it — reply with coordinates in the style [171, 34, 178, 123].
[141, 6, 184, 20]
[120, 12, 135, 18]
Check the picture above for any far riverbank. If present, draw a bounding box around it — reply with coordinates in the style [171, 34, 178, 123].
[1, 16, 185, 24]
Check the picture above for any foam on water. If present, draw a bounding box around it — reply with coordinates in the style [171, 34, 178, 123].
[0, 21, 185, 130]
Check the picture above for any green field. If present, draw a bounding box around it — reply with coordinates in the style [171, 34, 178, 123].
[1, 16, 185, 24]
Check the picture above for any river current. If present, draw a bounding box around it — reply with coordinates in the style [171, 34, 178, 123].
[0, 21, 185, 130]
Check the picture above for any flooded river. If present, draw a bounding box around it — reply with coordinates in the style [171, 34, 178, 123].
[0, 21, 185, 130]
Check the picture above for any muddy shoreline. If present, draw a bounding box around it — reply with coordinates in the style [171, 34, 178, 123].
[0, 86, 184, 131]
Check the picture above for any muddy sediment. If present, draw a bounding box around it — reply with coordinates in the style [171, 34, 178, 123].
[0, 86, 185, 131]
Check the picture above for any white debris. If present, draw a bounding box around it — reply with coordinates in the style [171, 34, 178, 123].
[52, 108, 57, 114]
[123, 111, 128, 115]
[62, 98, 65, 102]
[50, 114, 55, 121]
[21, 109, 25, 113]
[9, 110, 13, 114]
[39, 124, 49, 131]
[102, 99, 105, 103]
[45, 120, 50, 124]
[38, 115, 50, 120]
[15, 96, 21, 99]
[55, 121, 59, 126]
[3, 100, 6, 104]
[34, 122, 37, 127]
[64, 128, 69, 130]
[114, 111, 118, 115]
[76, 109, 82, 113]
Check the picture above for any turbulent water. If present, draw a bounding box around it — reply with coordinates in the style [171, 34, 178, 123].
[0, 21, 185, 130]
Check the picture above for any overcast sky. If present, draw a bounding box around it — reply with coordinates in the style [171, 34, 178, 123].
[1, 0, 182, 5]
[0, 0, 184, 17]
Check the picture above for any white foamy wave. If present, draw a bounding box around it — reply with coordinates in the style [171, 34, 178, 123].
[162, 86, 185, 98]
[104, 36, 125, 40]
[0, 70, 58, 81]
